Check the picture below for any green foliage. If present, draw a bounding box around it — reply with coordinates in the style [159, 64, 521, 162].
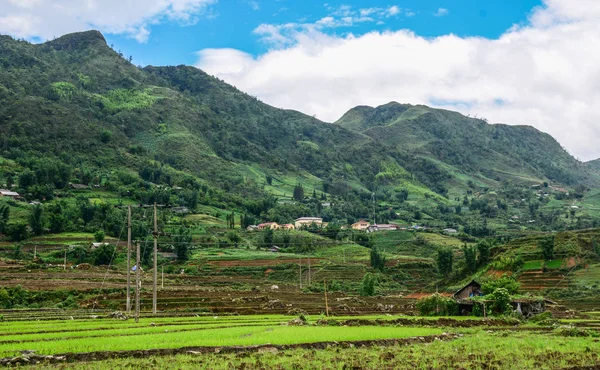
[94, 230, 105, 242]
[416, 293, 459, 316]
[462, 244, 477, 273]
[360, 273, 378, 296]
[0, 204, 9, 233]
[100, 130, 112, 143]
[51, 82, 77, 101]
[173, 226, 192, 262]
[7, 222, 28, 242]
[476, 240, 491, 267]
[28, 204, 44, 236]
[482, 276, 521, 295]
[486, 288, 512, 315]
[97, 88, 160, 113]
[293, 184, 305, 201]
[539, 236, 555, 260]
[437, 248, 453, 275]
[92, 244, 115, 266]
[263, 228, 274, 249]
[370, 247, 386, 271]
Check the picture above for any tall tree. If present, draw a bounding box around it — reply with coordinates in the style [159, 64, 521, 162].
[28, 204, 44, 236]
[293, 184, 305, 201]
[437, 248, 453, 275]
[539, 236, 555, 261]
[173, 226, 192, 262]
[463, 244, 477, 273]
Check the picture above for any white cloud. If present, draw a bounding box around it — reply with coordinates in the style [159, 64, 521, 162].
[196, 0, 600, 160]
[0, 0, 216, 42]
[387, 6, 400, 17]
[434, 8, 449, 17]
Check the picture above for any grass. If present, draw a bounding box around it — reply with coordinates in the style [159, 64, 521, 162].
[30, 329, 600, 369]
[0, 320, 443, 357]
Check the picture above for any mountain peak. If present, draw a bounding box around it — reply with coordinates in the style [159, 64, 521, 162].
[44, 30, 107, 51]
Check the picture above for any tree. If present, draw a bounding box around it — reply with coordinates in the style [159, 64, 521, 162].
[0, 204, 9, 234]
[7, 222, 28, 242]
[263, 228, 274, 249]
[265, 174, 273, 186]
[360, 273, 377, 296]
[28, 205, 44, 236]
[539, 236, 555, 260]
[416, 294, 458, 316]
[293, 184, 304, 201]
[92, 244, 115, 266]
[100, 130, 112, 143]
[173, 226, 192, 262]
[476, 240, 491, 267]
[437, 248, 453, 275]
[463, 244, 477, 273]
[370, 247, 386, 271]
[94, 230, 105, 243]
[226, 211, 235, 229]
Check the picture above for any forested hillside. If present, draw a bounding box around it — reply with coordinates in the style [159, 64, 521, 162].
[1, 30, 600, 236]
[336, 102, 596, 194]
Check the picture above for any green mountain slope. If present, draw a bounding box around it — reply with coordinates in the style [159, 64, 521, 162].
[2, 30, 600, 233]
[335, 102, 596, 195]
[0, 31, 409, 198]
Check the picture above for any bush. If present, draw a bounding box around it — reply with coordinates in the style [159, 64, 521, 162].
[360, 273, 377, 296]
[416, 293, 458, 316]
[486, 288, 512, 315]
[94, 230, 105, 242]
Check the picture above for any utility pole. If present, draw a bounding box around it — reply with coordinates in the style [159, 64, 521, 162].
[153, 202, 158, 315]
[299, 257, 302, 290]
[308, 256, 311, 286]
[64, 249, 67, 270]
[135, 241, 140, 323]
[324, 280, 329, 317]
[34, 246, 36, 260]
[161, 266, 164, 289]
[126, 205, 132, 314]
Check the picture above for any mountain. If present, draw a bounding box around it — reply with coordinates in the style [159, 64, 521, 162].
[1, 30, 599, 231]
[335, 102, 596, 193]
[0, 31, 402, 197]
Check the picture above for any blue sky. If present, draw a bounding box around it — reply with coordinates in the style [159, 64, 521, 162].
[105, 0, 543, 67]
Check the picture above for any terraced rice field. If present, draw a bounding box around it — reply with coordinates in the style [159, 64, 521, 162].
[0, 314, 598, 369]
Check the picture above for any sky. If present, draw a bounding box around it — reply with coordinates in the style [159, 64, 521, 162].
[2, 0, 600, 161]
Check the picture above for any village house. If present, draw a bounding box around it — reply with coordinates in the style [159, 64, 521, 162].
[246, 225, 259, 231]
[69, 183, 88, 190]
[366, 224, 399, 233]
[294, 217, 323, 229]
[0, 189, 20, 199]
[257, 222, 279, 230]
[280, 223, 295, 230]
[453, 280, 549, 317]
[443, 228, 458, 234]
[351, 220, 370, 231]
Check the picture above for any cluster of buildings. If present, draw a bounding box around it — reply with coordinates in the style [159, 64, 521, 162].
[247, 217, 426, 234]
[247, 217, 326, 231]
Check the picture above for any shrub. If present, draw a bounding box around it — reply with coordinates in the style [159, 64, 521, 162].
[360, 273, 377, 296]
[370, 247, 386, 271]
[416, 293, 458, 316]
[94, 230, 105, 242]
[486, 288, 512, 315]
